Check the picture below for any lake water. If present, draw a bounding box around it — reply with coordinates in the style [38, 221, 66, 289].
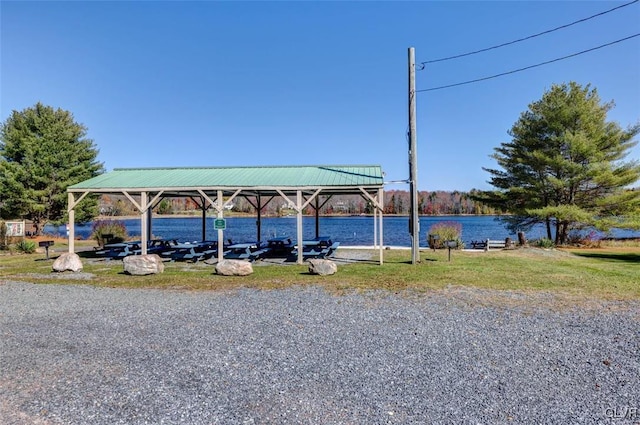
[46, 215, 640, 248]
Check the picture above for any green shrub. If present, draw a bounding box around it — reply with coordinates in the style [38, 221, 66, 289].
[91, 219, 128, 246]
[15, 239, 36, 254]
[156, 199, 173, 215]
[534, 238, 555, 249]
[428, 221, 463, 249]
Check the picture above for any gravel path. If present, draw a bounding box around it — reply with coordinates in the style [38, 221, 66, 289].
[1, 281, 638, 425]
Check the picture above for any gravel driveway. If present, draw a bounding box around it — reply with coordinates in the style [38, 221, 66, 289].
[1, 281, 638, 425]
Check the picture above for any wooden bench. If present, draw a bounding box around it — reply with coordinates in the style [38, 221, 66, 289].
[485, 239, 507, 250]
[469, 239, 513, 250]
[469, 240, 487, 249]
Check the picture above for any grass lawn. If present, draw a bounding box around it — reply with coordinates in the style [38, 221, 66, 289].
[1, 238, 638, 303]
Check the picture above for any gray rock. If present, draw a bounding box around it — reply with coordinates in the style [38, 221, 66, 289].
[123, 254, 164, 275]
[52, 252, 83, 272]
[308, 258, 337, 275]
[215, 259, 253, 276]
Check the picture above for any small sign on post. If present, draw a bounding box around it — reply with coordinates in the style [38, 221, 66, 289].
[214, 218, 226, 230]
[6, 221, 25, 237]
[39, 240, 55, 260]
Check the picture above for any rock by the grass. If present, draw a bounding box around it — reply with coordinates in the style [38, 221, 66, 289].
[215, 259, 253, 276]
[52, 253, 83, 273]
[123, 254, 164, 275]
[308, 259, 337, 276]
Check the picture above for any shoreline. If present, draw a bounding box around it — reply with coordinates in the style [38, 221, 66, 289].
[93, 213, 508, 220]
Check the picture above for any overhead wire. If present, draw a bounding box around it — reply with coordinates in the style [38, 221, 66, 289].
[416, 33, 640, 92]
[419, 0, 639, 65]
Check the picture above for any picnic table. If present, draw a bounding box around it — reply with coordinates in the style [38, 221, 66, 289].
[96, 241, 142, 259]
[265, 237, 294, 257]
[161, 241, 217, 262]
[299, 236, 340, 259]
[147, 239, 179, 255]
[224, 241, 269, 261]
[302, 236, 332, 247]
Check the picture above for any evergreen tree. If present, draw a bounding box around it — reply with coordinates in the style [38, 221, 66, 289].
[477, 82, 640, 244]
[0, 103, 104, 234]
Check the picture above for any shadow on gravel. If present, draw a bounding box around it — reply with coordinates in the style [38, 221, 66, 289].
[573, 252, 640, 263]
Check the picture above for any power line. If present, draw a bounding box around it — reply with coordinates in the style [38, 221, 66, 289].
[420, 0, 639, 65]
[416, 33, 640, 93]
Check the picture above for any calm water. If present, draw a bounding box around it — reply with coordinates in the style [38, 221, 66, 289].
[46, 216, 640, 247]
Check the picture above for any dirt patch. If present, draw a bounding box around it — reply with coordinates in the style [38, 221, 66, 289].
[514, 247, 577, 259]
[12, 272, 96, 280]
[560, 246, 640, 254]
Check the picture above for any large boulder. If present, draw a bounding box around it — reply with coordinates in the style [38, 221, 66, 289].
[123, 254, 164, 275]
[308, 259, 337, 276]
[52, 253, 83, 273]
[215, 259, 253, 276]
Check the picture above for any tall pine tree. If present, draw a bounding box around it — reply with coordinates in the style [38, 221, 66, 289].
[477, 82, 640, 244]
[0, 103, 104, 234]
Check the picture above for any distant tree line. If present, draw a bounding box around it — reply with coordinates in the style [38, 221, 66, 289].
[97, 190, 503, 217]
[385, 189, 504, 215]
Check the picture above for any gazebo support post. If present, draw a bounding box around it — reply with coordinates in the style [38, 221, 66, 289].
[315, 197, 320, 239]
[296, 190, 303, 264]
[256, 194, 262, 243]
[201, 197, 207, 241]
[147, 204, 153, 245]
[217, 190, 224, 262]
[68, 192, 76, 253]
[373, 196, 378, 248]
[379, 188, 384, 264]
[140, 192, 148, 255]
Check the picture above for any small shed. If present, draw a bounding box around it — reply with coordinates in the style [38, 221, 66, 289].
[67, 165, 386, 264]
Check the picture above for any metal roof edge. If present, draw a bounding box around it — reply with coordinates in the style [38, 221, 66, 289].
[69, 184, 384, 192]
[110, 164, 383, 171]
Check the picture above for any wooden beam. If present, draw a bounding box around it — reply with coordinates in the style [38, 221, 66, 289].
[300, 188, 323, 210]
[122, 191, 143, 212]
[148, 191, 165, 210]
[224, 189, 242, 208]
[67, 191, 90, 211]
[197, 189, 217, 209]
[317, 194, 333, 210]
[276, 189, 298, 212]
[359, 188, 383, 211]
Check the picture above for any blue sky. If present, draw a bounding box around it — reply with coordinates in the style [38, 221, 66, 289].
[1, 1, 639, 191]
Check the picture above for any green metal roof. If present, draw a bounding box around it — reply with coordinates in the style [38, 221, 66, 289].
[68, 165, 384, 191]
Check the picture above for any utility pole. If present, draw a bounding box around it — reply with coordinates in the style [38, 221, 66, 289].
[408, 47, 420, 264]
